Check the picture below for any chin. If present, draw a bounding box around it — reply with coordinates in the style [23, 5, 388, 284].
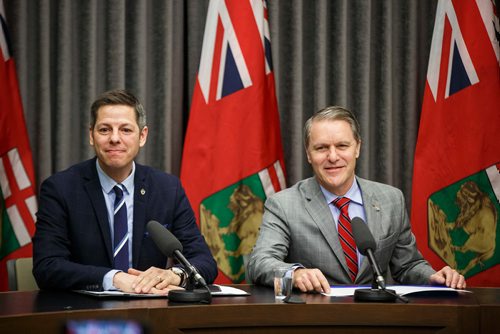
[102, 159, 127, 169]
[323, 178, 347, 193]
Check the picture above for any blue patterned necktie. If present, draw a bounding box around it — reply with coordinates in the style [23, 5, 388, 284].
[113, 185, 129, 271]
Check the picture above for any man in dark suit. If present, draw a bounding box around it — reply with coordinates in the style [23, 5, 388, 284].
[247, 106, 466, 293]
[33, 89, 217, 294]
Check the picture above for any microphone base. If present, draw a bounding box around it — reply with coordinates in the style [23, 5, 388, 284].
[354, 288, 397, 303]
[168, 289, 212, 304]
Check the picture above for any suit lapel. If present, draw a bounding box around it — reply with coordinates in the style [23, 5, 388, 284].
[132, 164, 147, 268]
[303, 178, 351, 278]
[84, 159, 114, 265]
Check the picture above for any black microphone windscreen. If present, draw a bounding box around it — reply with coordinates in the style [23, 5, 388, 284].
[146, 220, 183, 256]
[351, 217, 376, 256]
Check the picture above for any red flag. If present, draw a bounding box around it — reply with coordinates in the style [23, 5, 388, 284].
[0, 1, 37, 291]
[181, 0, 286, 283]
[411, 0, 500, 286]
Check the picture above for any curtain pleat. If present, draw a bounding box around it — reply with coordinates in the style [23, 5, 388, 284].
[3, 0, 438, 209]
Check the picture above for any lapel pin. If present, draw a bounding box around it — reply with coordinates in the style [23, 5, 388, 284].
[141, 188, 146, 196]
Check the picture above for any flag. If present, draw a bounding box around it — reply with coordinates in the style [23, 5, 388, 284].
[181, 0, 286, 284]
[411, 0, 500, 286]
[0, 1, 37, 291]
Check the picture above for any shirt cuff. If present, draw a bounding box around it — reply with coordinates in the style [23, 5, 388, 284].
[288, 264, 305, 278]
[103, 270, 121, 291]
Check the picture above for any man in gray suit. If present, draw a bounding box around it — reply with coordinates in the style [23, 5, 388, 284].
[247, 106, 465, 294]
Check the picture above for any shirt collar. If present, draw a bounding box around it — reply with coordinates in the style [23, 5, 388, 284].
[96, 160, 135, 195]
[320, 177, 363, 206]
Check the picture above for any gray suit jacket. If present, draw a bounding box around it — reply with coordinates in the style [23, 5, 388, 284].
[247, 176, 435, 287]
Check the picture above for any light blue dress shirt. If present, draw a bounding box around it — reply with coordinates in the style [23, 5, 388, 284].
[96, 160, 136, 290]
[320, 178, 367, 268]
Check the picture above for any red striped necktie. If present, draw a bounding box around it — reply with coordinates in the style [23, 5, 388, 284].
[332, 197, 358, 282]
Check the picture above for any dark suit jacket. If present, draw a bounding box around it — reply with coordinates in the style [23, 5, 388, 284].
[33, 158, 217, 290]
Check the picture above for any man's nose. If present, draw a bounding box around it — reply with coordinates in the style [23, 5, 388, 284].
[110, 129, 121, 142]
[327, 147, 337, 161]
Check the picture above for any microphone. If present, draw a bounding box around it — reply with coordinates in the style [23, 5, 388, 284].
[351, 217, 386, 289]
[147, 220, 211, 303]
[350, 217, 407, 303]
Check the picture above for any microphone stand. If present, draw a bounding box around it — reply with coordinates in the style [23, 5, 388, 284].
[354, 273, 408, 303]
[168, 272, 212, 304]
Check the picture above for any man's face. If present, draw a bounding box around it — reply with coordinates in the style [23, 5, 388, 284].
[89, 104, 148, 182]
[306, 119, 360, 196]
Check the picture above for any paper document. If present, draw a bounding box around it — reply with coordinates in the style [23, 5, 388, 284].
[211, 285, 250, 296]
[323, 285, 471, 297]
[74, 284, 249, 298]
[74, 290, 168, 298]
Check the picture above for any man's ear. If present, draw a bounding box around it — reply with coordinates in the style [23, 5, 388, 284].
[355, 140, 361, 158]
[306, 148, 312, 164]
[139, 126, 149, 147]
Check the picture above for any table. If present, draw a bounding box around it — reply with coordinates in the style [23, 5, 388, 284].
[0, 285, 495, 334]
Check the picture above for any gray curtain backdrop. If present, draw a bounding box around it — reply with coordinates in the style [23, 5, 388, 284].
[4, 0, 438, 209]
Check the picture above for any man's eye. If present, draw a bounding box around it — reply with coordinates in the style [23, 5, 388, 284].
[98, 128, 110, 134]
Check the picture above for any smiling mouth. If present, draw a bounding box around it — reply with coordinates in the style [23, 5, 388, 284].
[106, 149, 125, 155]
[326, 166, 344, 171]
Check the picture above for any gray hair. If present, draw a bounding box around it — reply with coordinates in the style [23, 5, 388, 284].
[89, 89, 147, 130]
[303, 106, 361, 148]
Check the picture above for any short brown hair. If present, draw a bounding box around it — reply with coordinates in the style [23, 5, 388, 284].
[89, 89, 147, 129]
[303, 106, 361, 148]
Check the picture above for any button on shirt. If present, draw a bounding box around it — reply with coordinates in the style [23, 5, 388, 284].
[320, 179, 367, 269]
[96, 160, 135, 290]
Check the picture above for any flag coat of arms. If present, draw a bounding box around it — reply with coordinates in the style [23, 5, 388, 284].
[411, 0, 500, 286]
[0, 1, 37, 291]
[181, 0, 286, 283]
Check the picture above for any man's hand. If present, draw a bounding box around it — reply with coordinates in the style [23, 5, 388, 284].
[429, 266, 466, 289]
[112, 271, 138, 293]
[112, 267, 183, 294]
[293, 268, 331, 293]
[112, 271, 175, 294]
[128, 267, 183, 294]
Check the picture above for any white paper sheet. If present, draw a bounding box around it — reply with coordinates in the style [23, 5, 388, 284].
[74, 284, 250, 298]
[322, 285, 471, 297]
[211, 284, 250, 296]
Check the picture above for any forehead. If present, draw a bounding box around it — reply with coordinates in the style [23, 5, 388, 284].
[95, 104, 137, 124]
[310, 119, 354, 140]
